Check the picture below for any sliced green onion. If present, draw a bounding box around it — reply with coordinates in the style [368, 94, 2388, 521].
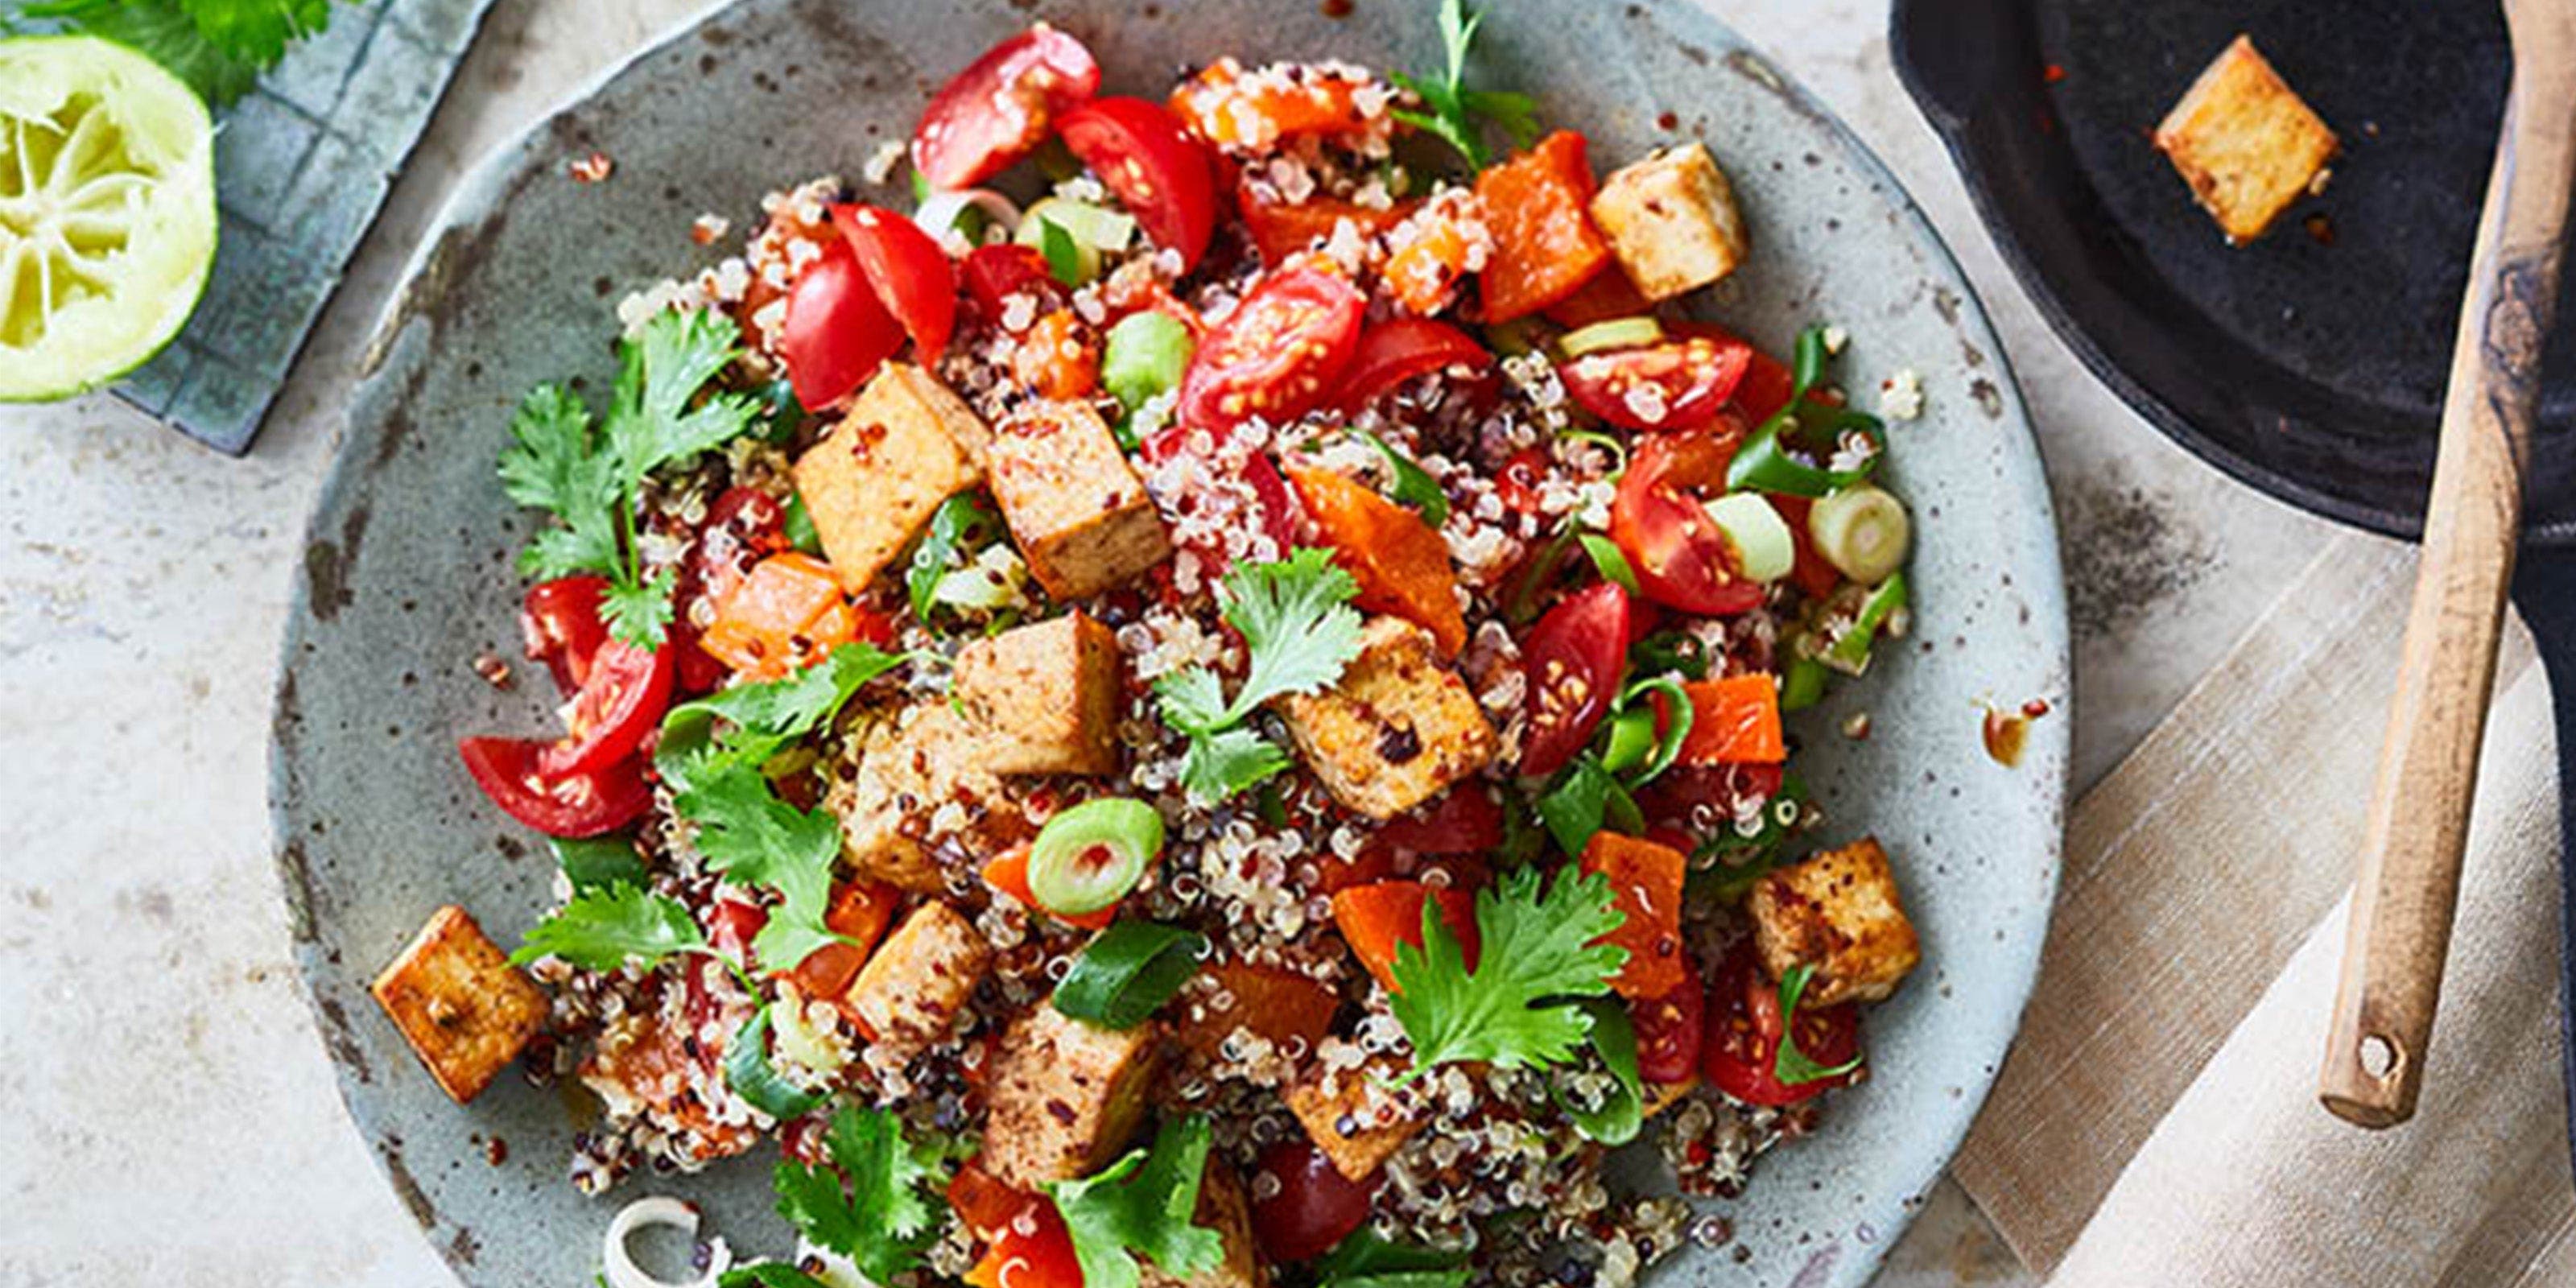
[907, 493, 1001, 620]
[1360, 431, 1451, 527]
[1017, 197, 1133, 285]
[1779, 651, 1830, 712]
[782, 493, 822, 555]
[1773, 961, 1865, 1085]
[1807, 483, 1910, 584]
[1558, 316, 1663, 358]
[1702, 492, 1794, 584]
[1725, 407, 1886, 497]
[1537, 753, 1642, 858]
[722, 1007, 824, 1120]
[1037, 218, 1084, 287]
[1028, 799, 1165, 915]
[1102, 312, 1195, 413]
[1823, 572, 1909, 672]
[1053, 920, 1208, 1029]
[551, 837, 650, 893]
[1600, 706, 1658, 776]
[1575, 532, 1637, 593]
[1629, 630, 1710, 680]
[1556, 427, 1629, 478]
[1552, 997, 1644, 1145]
[1484, 316, 1546, 357]
[914, 188, 1022, 244]
[1311, 1232, 1470, 1288]
[1790, 324, 1828, 391]
[933, 546, 1027, 612]
[1618, 675, 1694, 786]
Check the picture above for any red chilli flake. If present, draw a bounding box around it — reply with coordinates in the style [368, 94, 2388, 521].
[2042, 63, 2067, 84]
[570, 152, 615, 184]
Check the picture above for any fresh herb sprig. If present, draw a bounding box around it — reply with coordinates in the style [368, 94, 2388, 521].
[1390, 0, 1539, 167]
[1154, 548, 1366, 803]
[15, 0, 347, 105]
[1050, 1116, 1227, 1288]
[1388, 865, 1628, 1075]
[510, 882, 729, 977]
[499, 308, 762, 648]
[773, 1104, 952, 1285]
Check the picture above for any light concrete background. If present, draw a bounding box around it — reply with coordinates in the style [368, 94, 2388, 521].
[0, 0, 2343, 1282]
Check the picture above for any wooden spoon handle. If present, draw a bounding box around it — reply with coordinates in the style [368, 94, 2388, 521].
[2321, 55, 2576, 1127]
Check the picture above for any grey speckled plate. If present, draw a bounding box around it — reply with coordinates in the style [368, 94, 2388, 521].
[269, 1, 2069, 1283]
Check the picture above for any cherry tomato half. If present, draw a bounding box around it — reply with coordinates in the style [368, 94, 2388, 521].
[1058, 97, 1220, 271]
[911, 24, 1101, 191]
[1700, 943, 1862, 1107]
[1177, 264, 1364, 433]
[1608, 427, 1765, 617]
[1517, 580, 1633, 780]
[457, 736, 653, 838]
[1250, 1138, 1380, 1263]
[780, 237, 905, 411]
[1631, 952, 1707, 1084]
[832, 203, 958, 364]
[962, 243, 1065, 324]
[1330, 318, 1492, 412]
[1558, 333, 1752, 432]
[521, 576, 610, 695]
[538, 636, 675, 776]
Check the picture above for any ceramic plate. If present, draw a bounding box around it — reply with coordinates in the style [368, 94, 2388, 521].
[270, 1, 2069, 1283]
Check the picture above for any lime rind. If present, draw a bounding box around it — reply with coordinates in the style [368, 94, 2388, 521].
[0, 35, 217, 403]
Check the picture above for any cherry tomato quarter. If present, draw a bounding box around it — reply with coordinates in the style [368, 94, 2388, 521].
[779, 237, 904, 411]
[1517, 580, 1633, 780]
[1178, 264, 1364, 432]
[1058, 97, 1220, 271]
[1558, 332, 1753, 431]
[832, 203, 958, 364]
[457, 736, 653, 838]
[520, 576, 610, 695]
[911, 25, 1101, 190]
[1608, 427, 1766, 616]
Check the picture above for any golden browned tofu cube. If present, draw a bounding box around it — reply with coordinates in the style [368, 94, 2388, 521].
[2153, 35, 2338, 243]
[791, 364, 988, 592]
[1745, 836, 1922, 1007]
[844, 901, 993, 1056]
[1282, 1053, 1430, 1182]
[981, 1006, 1166, 1191]
[1142, 1160, 1266, 1288]
[1275, 617, 1497, 820]
[1589, 142, 1748, 300]
[829, 702, 1005, 893]
[370, 906, 550, 1104]
[954, 611, 1123, 775]
[988, 400, 1171, 601]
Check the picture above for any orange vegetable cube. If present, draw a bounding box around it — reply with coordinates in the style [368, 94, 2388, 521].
[1171, 59, 1377, 151]
[1330, 879, 1479, 993]
[1175, 960, 1344, 1063]
[1383, 195, 1483, 316]
[782, 880, 902, 1003]
[1238, 189, 1413, 263]
[1286, 464, 1466, 658]
[1579, 833, 1689, 998]
[1012, 309, 1100, 401]
[699, 551, 855, 679]
[1472, 130, 1611, 322]
[1678, 673, 1786, 765]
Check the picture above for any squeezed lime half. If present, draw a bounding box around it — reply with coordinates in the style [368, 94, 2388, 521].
[0, 35, 217, 403]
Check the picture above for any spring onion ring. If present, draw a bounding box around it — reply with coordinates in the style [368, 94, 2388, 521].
[605, 1196, 732, 1288]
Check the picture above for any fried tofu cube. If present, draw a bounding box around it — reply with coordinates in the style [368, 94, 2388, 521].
[1589, 142, 1749, 300]
[953, 611, 1123, 775]
[791, 364, 989, 592]
[2154, 35, 2339, 243]
[1275, 617, 1498, 820]
[1745, 836, 1922, 1007]
[982, 1006, 1166, 1191]
[988, 400, 1171, 601]
[370, 906, 550, 1104]
[830, 702, 1005, 893]
[1282, 1053, 1430, 1181]
[1143, 1160, 1266, 1288]
[844, 901, 993, 1057]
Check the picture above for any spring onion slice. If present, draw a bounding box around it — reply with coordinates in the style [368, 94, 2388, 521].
[1558, 316, 1663, 358]
[914, 188, 1022, 243]
[1617, 675, 1695, 786]
[1574, 532, 1637, 594]
[1536, 753, 1643, 857]
[1823, 572, 1909, 672]
[1600, 706, 1657, 777]
[1726, 407, 1887, 497]
[722, 1006, 824, 1121]
[1701, 492, 1794, 584]
[1550, 997, 1644, 1145]
[1053, 921, 1209, 1029]
[1806, 483, 1910, 584]
[1027, 798, 1166, 915]
[1779, 651, 1830, 712]
[1102, 312, 1196, 413]
[605, 1195, 732, 1288]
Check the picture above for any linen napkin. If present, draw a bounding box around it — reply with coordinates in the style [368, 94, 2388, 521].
[1951, 531, 2567, 1280]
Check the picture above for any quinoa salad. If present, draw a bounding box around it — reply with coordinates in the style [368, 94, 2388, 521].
[365, 6, 1928, 1287]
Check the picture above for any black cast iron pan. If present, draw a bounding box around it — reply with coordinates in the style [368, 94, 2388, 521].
[1887, 0, 2576, 1179]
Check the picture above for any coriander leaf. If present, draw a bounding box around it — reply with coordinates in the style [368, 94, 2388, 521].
[1359, 431, 1451, 527]
[1550, 997, 1643, 1146]
[676, 764, 845, 972]
[658, 642, 910, 789]
[1534, 753, 1642, 857]
[1389, 865, 1628, 1073]
[177, 0, 331, 65]
[723, 1006, 824, 1121]
[1175, 724, 1294, 802]
[720, 1265, 832, 1288]
[510, 882, 706, 970]
[774, 1104, 948, 1284]
[608, 308, 764, 484]
[599, 565, 679, 649]
[1772, 961, 1866, 1086]
[1224, 547, 1364, 714]
[498, 384, 621, 580]
[1051, 1117, 1225, 1288]
[550, 836, 650, 894]
[1150, 548, 1364, 804]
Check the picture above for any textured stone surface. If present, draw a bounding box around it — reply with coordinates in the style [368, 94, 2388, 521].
[0, 0, 2334, 1283]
